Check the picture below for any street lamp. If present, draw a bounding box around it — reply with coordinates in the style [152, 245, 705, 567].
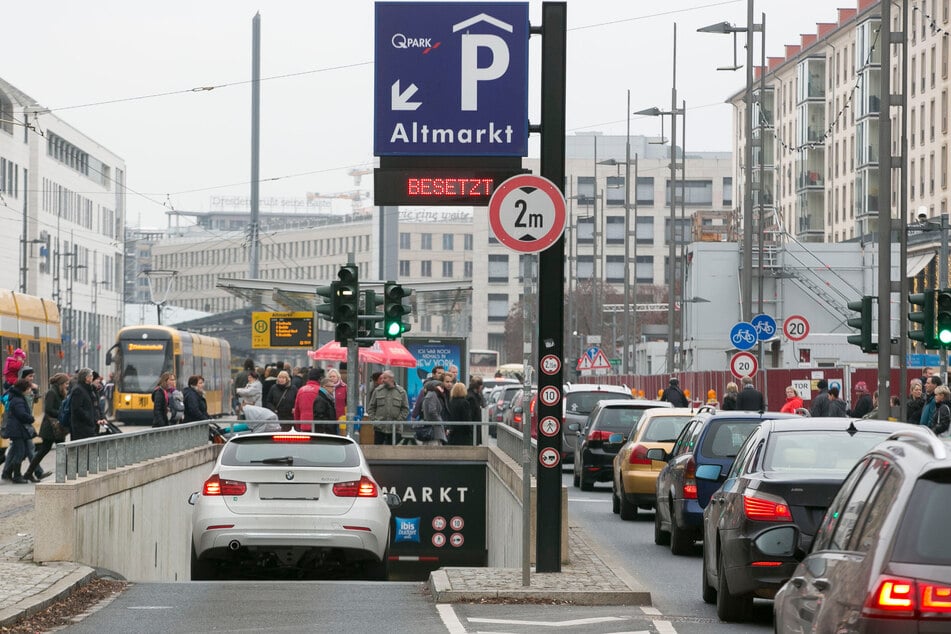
[636, 21, 684, 374]
[698, 1, 764, 325]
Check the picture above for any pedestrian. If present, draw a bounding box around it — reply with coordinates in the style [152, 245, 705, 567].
[367, 370, 409, 444]
[233, 358, 254, 417]
[0, 378, 36, 483]
[261, 365, 278, 406]
[920, 375, 942, 428]
[419, 379, 449, 445]
[236, 371, 262, 410]
[906, 379, 925, 424]
[69, 368, 99, 441]
[2, 348, 26, 391]
[366, 371, 384, 407]
[721, 382, 738, 410]
[265, 370, 298, 421]
[931, 385, 951, 436]
[182, 375, 210, 423]
[734, 376, 766, 411]
[291, 366, 305, 390]
[826, 385, 849, 417]
[660, 376, 689, 407]
[151, 372, 175, 427]
[810, 379, 831, 417]
[170, 386, 185, 424]
[447, 382, 473, 445]
[326, 368, 347, 420]
[851, 381, 873, 418]
[466, 377, 485, 443]
[312, 375, 338, 434]
[24, 373, 69, 481]
[779, 385, 804, 414]
[293, 367, 324, 431]
[17, 366, 48, 477]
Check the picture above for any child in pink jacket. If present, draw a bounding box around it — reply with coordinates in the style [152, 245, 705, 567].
[3, 349, 26, 389]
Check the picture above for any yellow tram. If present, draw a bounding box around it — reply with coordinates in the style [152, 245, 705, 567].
[106, 326, 232, 424]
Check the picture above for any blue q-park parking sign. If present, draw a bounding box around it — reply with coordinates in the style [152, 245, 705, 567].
[374, 2, 530, 157]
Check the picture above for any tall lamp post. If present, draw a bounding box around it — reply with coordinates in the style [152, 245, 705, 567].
[698, 2, 764, 324]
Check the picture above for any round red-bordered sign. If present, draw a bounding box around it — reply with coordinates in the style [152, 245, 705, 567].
[450, 533, 465, 547]
[539, 385, 560, 406]
[730, 351, 758, 379]
[488, 174, 566, 253]
[540, 354, 561, 375]
[539, 447, 561, 468]
[432, 516, 447, 531]
[432, 533, 446, 548]
[783, 315, 810, 342]
[538, 416, 560, 437]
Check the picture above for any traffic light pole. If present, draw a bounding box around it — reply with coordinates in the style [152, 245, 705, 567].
[941, 214, 948, 380]
[347, 339, 359, 437]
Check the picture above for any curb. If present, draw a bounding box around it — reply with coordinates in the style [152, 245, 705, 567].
[0, 564, 96, 627]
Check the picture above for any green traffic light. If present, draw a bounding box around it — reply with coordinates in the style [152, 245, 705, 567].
[940, 329, 951, 345]
[385, 320, 401, 337]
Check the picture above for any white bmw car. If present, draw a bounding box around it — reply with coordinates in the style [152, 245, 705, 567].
[188, 431, 400, 580]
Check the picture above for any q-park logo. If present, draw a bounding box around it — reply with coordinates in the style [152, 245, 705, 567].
[391, 32, 442, 54]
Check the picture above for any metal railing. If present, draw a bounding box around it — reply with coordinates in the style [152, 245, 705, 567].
[54, 421, 210, 483]
[365, 420, 484, 446]
[496, 422, 537, 475]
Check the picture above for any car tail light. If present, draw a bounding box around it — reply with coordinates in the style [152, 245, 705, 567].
[271, 434, 311, 443]
[587, 430, 612, 442]
[628, 444, 651, 466]
[682, 457, 697, 499]
[864, 575, 951, 619]
[202, 474, 247, 496]
[743, 493, 792, 522]
[333, 476, 379, 498]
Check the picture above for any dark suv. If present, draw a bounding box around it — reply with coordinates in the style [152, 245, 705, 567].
[649, 410, 801, 555]
[774, 428, 951, 632]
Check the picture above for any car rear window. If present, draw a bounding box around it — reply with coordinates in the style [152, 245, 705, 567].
[566, 391, 633, 415]
[764, 430, 890, 474]
[596, 407, 646, 434]
[641, 416, 692, 442]
[700, 420, 762, 458]
[891, 470, 951, 566]
[222, 435, 361, 468]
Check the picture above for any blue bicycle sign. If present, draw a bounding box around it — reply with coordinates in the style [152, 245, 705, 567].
[730, 322, 758, 351]
[751, 314, 777, 341]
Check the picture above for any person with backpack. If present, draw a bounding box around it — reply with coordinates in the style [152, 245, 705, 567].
[69, 368, 99, 441]
[0, 378, 37, 483]
[24, 373, 68, 481]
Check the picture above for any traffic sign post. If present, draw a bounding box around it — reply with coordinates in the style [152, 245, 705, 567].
[751, 314, 777, 341]
[488, 174, 566, 253]
[783, 315, 810, 341]
[730, 351, 758, 379]
[729, 322, 758, 351]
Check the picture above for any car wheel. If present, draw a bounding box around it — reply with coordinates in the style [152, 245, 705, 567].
[654, 507, 670, 546]
[190, 543, 216, 581]
[716, 549, 753, 622]
[580, 475, 594, 491]
[364, 552, 389, 581]
[611, 482, 620, 514]
[619, 487, 638, 521]
[669, 505, 694, 556]
[573, 469, 580, 488]
[701, 541, 717, 604]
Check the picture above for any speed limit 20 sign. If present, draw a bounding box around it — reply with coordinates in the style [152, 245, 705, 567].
[730, 351, 758, 379]
[783, 315, 810, 341]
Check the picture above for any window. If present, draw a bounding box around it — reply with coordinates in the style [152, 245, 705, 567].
[464, 234, 473, 250]
[420, 260, 432, 277]
[636, 216, 654, 244]
[605, 216, 625, 244]
[576, 255, 593, 280]
[826, 457, 889, 551]
[605, 255, 624, 283]
[636, 177, 654, 205]
[442, 234, 454, 250]
[420, 233, 432, 250]
[605, 176, 625, 206]
[576, 175, 595, 205]
[442, 261, 454, 277]
[399, 232, 411, 250]
[463, 260, 472, 278]
[635, 255, 653, 283]
[0, 91, 12, 134]
[487, 293, 509, 322]
[488, 254, 509, 283]
[664, 218, 691, 243]
[666, 179, 713, 206]
[577, 216, 594, 243]
[723, 177, 733, 206]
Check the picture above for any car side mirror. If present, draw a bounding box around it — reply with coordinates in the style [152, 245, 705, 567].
[645, 448, 667, 462]
[567, 422, 580, 432]
[188, 492, 199, 506]
[753, 525, 804, 560]
[385, 493, 402, 509]
[608, 433, 624, 443]
[695, 464, 722, 480]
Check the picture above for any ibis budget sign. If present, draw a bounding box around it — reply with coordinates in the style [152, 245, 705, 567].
[374, 2, 529, 156]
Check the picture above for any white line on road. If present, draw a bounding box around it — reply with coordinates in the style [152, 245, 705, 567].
[468, 616, 630, 627]
[639, 606, 662, 615]
[652, 619, 678, 634]
[436, 604, 467, 634]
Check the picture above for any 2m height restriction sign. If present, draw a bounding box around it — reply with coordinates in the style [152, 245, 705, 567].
[488, 174, 566, 253]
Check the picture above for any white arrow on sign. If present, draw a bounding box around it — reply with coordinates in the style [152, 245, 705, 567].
[391, 80, 422, 111]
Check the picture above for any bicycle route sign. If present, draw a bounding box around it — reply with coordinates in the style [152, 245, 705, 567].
[730, 351, 758, 379]
[729, 321, 758, 351]
[751, 314, 777, 341]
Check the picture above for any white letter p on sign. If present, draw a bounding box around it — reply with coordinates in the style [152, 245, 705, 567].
[459, 33, 509, 111]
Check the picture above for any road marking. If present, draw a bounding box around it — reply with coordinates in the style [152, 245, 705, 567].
[468, 616, 629, 627]
[652, 619, 678, 634]
[436, 604, 467, 634]
[127, 606, 174, 609]
[639, 607, 661, 615]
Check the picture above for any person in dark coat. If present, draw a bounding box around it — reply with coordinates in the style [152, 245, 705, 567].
[182, 375, 210, 423]
[151, 372, 175, 427]
[465, 377, 485, 444]
[24, 373, 68, 481]
[721, 382, 738, 410]
[1, 379, 36, 483]
[447, 382, 473, 445]
[661, 377, 689, 407]
[734, 376, 766, 411]
[851, 381, 873, 418]
[312, 376, 338, 434]
[826, 385, 849, 417]
[69, 368, 99, 441]
[265, 370, 298, 421]
[810, 379, 830, 417]
[906, 379, 925, 424]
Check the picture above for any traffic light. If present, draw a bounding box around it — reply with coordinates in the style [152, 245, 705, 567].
[315, 283, 337, 324]
[333, 264, 360, 345]
[359, 289, 385, 342]
[383, 281, 413, 340]
[909, 288, 937, 349]
[937, 289, 951, 347]
[846, 295, 876, 353]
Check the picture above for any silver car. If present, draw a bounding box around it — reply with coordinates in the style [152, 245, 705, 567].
[189, 431, 400, 580]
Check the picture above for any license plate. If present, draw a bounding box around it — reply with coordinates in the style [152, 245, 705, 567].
[258, 484, 320, 500]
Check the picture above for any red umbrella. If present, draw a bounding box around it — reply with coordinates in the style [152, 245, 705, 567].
[308, 340, 417, 368]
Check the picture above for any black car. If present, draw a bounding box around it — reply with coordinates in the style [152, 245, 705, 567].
[774, 427, 951, 632]
[701, 417, 901, 622]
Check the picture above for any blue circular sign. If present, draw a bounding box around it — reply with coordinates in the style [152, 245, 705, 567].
[751, 314, 777, 341]
[730, 322, 758, 351]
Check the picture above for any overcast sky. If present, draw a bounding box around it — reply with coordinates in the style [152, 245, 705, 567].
[2, 0, 843, 228]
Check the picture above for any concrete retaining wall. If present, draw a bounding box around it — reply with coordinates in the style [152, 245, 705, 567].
[33, 445, 221, 582]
